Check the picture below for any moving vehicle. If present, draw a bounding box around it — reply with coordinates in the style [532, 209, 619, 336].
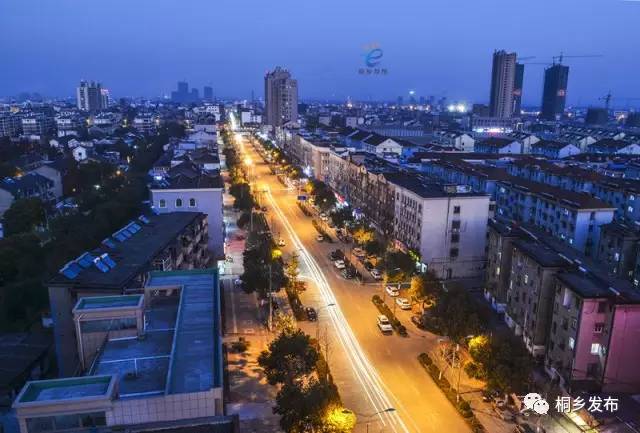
[377, 315, 393, 334]
[385, 285, 400, 297]
[396, 297, 411, 310]
[334, 260, 346, 269]
[305, 307, 317, 321]
[370, 269, 382, 280]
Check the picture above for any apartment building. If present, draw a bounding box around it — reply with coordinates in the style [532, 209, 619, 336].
[505, 239, 568, 357]
[326, 151, 397, 236]
[595, 222, 640, 280]
[13, 269, 236, 433]
[133, 113, 159, 135]
[485, 219, 525, 313]
[546, 270, 640, 393]
[150, 161, 224, 259]
[0, 113, 23, 137]
[390, 174, 489, 279]
[485, 218, 640, 392]
[21, 113, 55, 137]
[48, 213, 209, 376]
[495, 177, 615, 256]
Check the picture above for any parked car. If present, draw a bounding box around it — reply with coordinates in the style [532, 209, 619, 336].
[329, 249, 343, 261]
[410, 315, 424, 329]
[377, 315, 393, 334]
[305, 307, 317, 321]
[341, 268, 355, 279]
[385, 285, 400, 297]
[352, 247, 366, 258]
[370, 269, 382, 280]
[396, 297, 411, 310]
[277, 238, 286, 247]
[316, 234, 324, 242]
[334, 260, 346, 270]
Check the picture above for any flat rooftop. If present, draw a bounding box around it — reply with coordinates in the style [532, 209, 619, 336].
[89, 269, 221, 398]
[49, 212, 203, 290]
[75, 295, 143, 311]
[17, 376, 115, 404]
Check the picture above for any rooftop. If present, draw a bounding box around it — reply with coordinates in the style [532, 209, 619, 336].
[16, 376, 115, 405]
[75, 295, 143, 311]
[49, 212, 205, 290]
[386, 173, 484, 199]
[89, 269, 221, 398]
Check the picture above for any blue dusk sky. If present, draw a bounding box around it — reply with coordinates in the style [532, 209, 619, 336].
[1, 0, 639, 106]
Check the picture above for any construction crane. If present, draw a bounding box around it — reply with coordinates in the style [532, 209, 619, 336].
[517, 56, 536, 62]
[599, 92, 640, 110]
[552, 52, 603, 65]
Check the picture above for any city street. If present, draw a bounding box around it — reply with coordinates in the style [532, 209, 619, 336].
[238, 136, 473, 433]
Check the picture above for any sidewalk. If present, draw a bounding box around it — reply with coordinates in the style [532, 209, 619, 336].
[220, 166, 283, 433]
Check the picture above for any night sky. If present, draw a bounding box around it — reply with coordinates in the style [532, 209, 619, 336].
[1, 0, 639, 106]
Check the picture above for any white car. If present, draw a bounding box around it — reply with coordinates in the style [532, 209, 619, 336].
[352, 247, 366, 257]
[396, 297, 411, 310]
[334, 260, 346, 270]
[385, 285, 400, 297]
[277, 238, 286, 247]
[370, 269, 382, 280]
[316, 234, 324, 242]
[377, 315, 393, 333]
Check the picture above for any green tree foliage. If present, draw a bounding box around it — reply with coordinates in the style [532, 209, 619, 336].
[352, 225, 374, 245]
[429, 287, 484, 341]
[3, 198, 46, 235]
[329, 207, 353, 228]
[382, 250, 415, 283]
[465, 334, 533, 394]
[274, 379, 336, 433]
[258, 328, 319, 385]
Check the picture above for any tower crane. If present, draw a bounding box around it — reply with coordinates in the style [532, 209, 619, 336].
[552, 52, 603, 65]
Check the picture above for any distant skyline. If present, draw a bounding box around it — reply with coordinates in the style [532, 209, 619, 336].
[1, 0, 640, 107]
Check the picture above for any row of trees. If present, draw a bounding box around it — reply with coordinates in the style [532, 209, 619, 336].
[258, 326, 355, 433]
[0, 123, 185, 331]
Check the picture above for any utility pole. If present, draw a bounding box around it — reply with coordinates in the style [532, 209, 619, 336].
[268, 263, 273, 332]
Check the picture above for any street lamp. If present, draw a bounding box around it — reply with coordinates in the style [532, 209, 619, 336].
[343, 407, 396, 433]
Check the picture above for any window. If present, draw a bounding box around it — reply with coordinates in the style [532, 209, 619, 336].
[453, 205, 461, 214]
[594, 323, 605, 333]
[175, 198, 183, 208]
[189, 198, 197, 207]
[451, 220, 461, 230]
[159, 199, 166, 208]
[569, 337, 575, 350]
[590, 343, 601, 355]
[449, 248, 459, 258]
[597, 301, 607, 313]
[451, 233, 460, 243]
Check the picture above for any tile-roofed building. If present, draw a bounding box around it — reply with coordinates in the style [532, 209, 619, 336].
[0, 173, 56, 217]
[530, 139, 581, 159]
[474, 137, 523, 154]
[588, 138, 640, 155]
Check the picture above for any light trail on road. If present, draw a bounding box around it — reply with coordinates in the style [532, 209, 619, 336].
[264, 189, 416, 433]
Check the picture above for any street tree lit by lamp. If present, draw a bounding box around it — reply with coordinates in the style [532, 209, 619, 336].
[325, 406, 357, 431]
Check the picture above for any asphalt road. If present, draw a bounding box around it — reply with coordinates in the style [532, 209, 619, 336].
[238, 137, 472, 433]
